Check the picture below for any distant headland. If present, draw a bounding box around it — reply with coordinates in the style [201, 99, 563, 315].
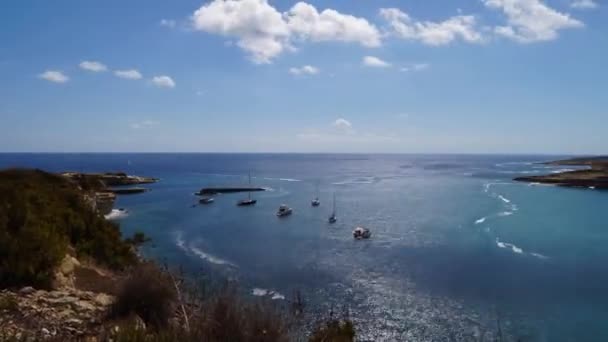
[514, 156, 608, 189]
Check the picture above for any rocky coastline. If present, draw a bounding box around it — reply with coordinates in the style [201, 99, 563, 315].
[514, 157, 608, 189]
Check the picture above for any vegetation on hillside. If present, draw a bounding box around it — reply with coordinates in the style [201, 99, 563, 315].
[0, 168, 137, 288]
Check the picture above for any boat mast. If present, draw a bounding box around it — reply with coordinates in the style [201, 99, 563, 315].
[332, 193, 336, 216]
[248, 172, 251, 200]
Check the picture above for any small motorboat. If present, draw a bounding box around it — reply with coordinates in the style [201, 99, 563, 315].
[276, 204, 293, 217]
[199, 197, 215, 204]
[353, 227, 371, 240]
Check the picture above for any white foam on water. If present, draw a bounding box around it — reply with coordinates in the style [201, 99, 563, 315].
[550, 168, 575, 174]
[252, 288, 268, 296]
[531, 252, 549, 260]
[252, 288, 285, 300]
[498, 211, 513, 217]
[262, 177, 302, 182]
[498, 195, 511, 204]
[475, 217, 487, 224]
[190, 245, 237, 267]
[104, 209, 128, 220]
[589, 186, 596, 190]
[495, 238, 524, 254]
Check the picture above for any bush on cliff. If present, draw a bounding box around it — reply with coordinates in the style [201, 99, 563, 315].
[0, 168, 137, 289]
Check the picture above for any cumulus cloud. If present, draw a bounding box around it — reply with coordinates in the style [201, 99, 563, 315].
[191, 0, 291, 63]
[114, 69, 143, 80]
[289, 65, 319, 75]
[79, 60, 108, 72]
[362, 56, 391, 68]
[380, 8, 483, 46]
[160, 19, 177, 28]
[38, 70, 69, 83]
[570, 0, 598, 9]
[483, 0, 583, 42]
[285, 2, 381, 47]
[130, 120, 160, 129]
[152, 75, 176, 88]
[191, 0, 380, 63]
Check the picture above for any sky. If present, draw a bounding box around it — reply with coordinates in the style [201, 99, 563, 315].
[0, 0, 606, 154]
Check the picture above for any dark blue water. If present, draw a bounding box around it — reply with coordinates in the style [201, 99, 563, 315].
[1, 153, 607, 341]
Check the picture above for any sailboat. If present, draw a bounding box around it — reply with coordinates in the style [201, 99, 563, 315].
[237, 172, 257, 206]
[328, 193, 337, 224]
[311, 181, 320, 207]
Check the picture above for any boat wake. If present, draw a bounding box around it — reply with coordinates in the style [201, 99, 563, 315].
[475, 217, 487, 225]
[175, 232, 237, 268]
[332, 176, 377, 185]
[252, 288, 285, 300]
[104, 209, 128, 220]
[495, 238, 549, 259]
[262, 177, 302, 182]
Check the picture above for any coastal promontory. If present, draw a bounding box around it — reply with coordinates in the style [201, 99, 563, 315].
[514, 156, 608, 189]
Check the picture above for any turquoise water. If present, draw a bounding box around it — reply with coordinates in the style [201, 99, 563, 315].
[1, 154, 607, 341]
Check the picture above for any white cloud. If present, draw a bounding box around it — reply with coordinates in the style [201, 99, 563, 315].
[570, 0, 598, 9]
[380, 8, 483, 46]
[79, 60, 108, 72]
[400, 63, 430, 72]
[333, 118, 353, 132]
[285, 2, 381, 47]
[160, 19, 177, 28]
[298, 119, 399, 145]
[289, 65, 319, 75]
[483, 0, 584, 42]
[362, 56, 391, 68]
[191, 0, 380, 63]
[114, 69, 143, 80]
[191, 0, 290, 64]
[38, 70, 69, 83]
[152, 75, 176, 88]
[130, 120, 160, 129]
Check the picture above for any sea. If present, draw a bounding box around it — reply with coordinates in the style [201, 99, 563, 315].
[1, 153, 607, 341]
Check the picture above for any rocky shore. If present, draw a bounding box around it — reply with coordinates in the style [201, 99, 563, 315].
[514, 157, 608, 189]
[61, 171, 157, 215]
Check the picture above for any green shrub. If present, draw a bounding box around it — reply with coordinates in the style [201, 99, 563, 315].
[110, 264, 176, 328]
[0, 169, 137, 288]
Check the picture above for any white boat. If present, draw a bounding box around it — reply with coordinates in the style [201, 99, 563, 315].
[328, 193, 337, 224]
[276, 204, 293, 217]
[311, 182, 320, 207]
[353, 227, 371, 239]
[237, 172, 257, 206]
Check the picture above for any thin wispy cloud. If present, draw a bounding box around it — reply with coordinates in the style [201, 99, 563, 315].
[151, 75, 176, 88]
[130, 120, 160, 129]
[289, 65, 320, 76]
[571, 0, 598, 9]
[38, 70, 69, 83]
[160, 19, 177, 28]
[114, 69, 143, 80]
[79, 61, 107, 72]
[362, 56, 391, 68]
[298, 118, 399, 145]
[400, 63, 430, 72]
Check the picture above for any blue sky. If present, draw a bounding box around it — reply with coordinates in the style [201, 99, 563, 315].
[1, 0, 606, 153]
